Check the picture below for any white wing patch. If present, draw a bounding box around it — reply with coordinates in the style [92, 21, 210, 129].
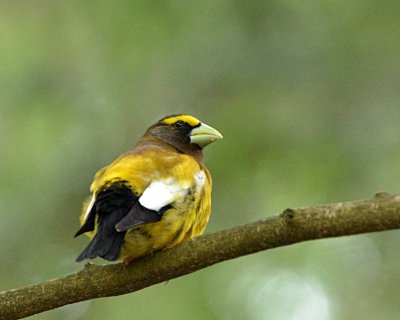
[83, 194, 95, 222]
[139, 170, 206, 212]
[139, 178, 189, 211]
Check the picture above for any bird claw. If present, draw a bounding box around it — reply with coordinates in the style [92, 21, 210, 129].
[124, 256, 134, 266]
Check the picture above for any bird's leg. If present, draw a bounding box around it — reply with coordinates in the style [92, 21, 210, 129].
[123, 256, 134, 266]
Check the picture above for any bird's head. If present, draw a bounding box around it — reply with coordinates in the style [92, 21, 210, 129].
[146, 114, 223, 154]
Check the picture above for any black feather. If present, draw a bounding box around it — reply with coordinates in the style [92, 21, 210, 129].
[74, 202, 96, 238]
[115, 203, 171, 232]
[75, 183, 137, 261]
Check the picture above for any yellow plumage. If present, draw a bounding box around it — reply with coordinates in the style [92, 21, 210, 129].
[75, 114, 222, 263]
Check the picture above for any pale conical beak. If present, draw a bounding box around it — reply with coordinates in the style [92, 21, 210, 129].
[190, 123, 223, 148]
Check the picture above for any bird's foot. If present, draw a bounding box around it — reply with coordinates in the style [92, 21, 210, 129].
[123, 256, 134, 266]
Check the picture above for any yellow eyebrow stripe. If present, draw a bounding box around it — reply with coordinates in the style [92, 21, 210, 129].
[161, 115, 201, 127]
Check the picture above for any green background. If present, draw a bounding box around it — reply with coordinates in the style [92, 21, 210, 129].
[1, 1, 399, 319]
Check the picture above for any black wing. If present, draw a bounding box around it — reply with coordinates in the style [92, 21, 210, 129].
[74, 199, 96, 238]
[115, 202, 171, 232]
[75, 182, 167, 262]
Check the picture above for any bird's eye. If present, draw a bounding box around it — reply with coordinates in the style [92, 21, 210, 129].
[174, 120, 185, 129]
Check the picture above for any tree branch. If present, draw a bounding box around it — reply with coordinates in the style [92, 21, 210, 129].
[2, 192, 400, 320]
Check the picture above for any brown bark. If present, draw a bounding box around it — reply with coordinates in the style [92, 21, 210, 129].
[1, 192, 400, 320]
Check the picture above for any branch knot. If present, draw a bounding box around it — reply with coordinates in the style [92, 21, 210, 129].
[281, 208, 296, 223]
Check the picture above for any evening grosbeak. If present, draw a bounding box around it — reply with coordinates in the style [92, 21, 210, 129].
[75, 114, 223, 263]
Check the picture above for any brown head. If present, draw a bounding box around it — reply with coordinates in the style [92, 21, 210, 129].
[144, 114, 223, 160]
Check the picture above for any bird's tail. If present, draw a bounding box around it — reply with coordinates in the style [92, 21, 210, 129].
[75, 211, 127, 262]
[75, 182, 138, 262]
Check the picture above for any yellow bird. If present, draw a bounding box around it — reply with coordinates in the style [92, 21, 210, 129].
[75, 114, 223, 263]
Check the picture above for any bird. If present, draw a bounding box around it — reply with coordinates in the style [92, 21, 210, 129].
[74, 114, 223, 264]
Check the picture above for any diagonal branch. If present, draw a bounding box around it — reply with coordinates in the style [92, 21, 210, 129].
[1, 192, 400, 320]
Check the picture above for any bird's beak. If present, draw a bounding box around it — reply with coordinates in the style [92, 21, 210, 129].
[190, 123, 223, 148]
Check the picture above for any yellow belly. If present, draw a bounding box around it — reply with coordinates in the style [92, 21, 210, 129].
[120, 187, 211, 260]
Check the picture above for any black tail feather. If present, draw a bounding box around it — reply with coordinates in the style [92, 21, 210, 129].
[75, 182, 137, 262]
[76, 228, 126, 261]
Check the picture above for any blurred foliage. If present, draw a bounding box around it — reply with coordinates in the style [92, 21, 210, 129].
[1, 1, 400, 319]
